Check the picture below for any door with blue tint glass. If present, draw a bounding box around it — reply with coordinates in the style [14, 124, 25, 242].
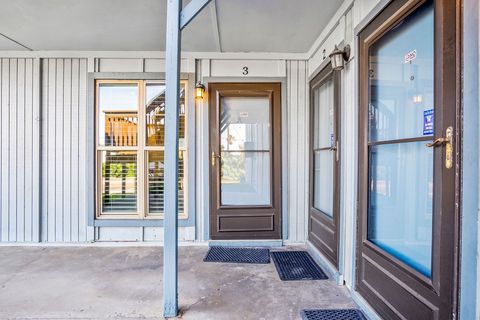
[357, 0, 459, 319]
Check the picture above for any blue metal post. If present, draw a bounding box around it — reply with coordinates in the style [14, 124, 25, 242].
[163, 0, 181, 317]
[163, 0, 211, 317]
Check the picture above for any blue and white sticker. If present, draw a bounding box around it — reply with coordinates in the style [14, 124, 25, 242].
[423, 109, 434, 135]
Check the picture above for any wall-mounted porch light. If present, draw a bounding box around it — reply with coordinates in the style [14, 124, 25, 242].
[329, 45, 351, 71]
[195, 82, 206, 100]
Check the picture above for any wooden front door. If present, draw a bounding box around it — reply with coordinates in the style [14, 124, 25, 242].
[308, 64, 341, 267]
[357, 0, 460, 319]
[209, 83, 282, 240]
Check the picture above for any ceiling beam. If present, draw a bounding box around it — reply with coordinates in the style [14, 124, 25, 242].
[180, 0, 212, 30]
[210, 0, 222, 52]
[0, 32, 33, 51]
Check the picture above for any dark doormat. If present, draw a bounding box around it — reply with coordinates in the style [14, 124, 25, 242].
[271, 251, 328, 281]
[203, 246, 270, 264]
[300, 309, 367, 320]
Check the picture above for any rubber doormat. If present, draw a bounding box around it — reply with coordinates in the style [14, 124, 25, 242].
[271, 251, 328, 281]
[300, 309, 367, 320]
[203, 247, 270, 264]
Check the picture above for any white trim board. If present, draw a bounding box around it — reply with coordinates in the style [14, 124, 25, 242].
[0, 51, 307, 60]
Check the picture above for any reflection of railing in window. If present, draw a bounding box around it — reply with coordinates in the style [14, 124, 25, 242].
[145, 89, 186, 146]
[104, 111, 138, 146]
[369, 89, 394, 142]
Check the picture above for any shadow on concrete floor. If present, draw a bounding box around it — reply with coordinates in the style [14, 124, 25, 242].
[0, 245, 356, 319]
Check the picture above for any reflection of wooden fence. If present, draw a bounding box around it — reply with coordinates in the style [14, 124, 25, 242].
[104, 112, 138, 146]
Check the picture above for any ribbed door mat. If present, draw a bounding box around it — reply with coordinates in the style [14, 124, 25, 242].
[203, 247, 270, 264]
[271, 251, 328, 280]
[300, 309, 367, 320]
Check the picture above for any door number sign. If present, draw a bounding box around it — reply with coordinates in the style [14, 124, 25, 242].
[242, 66, 249, 75]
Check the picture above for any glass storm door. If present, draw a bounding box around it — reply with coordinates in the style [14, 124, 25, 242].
[209, 83, 282, 240]
[357, 0, 459, 319]
[308, 65, 340, 267]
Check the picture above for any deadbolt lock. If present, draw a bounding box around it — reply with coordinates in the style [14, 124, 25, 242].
[426, 126, 453, 169]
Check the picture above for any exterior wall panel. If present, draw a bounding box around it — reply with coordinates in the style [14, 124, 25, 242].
[0, 58, 40, 242]
[286, 60, 309, 243]
[41, 58, 91, 242]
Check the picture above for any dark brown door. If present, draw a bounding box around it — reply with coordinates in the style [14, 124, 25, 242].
[209, 83, 282, 240]
[308, 65, 341, 267]
[357, 0, 459, 319]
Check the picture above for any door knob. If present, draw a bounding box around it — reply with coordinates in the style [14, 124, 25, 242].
[426, 138, 448, 148]
[329, 141, 339, 162]
[426, 126, 453, 169]
[211, 152, 221, 166]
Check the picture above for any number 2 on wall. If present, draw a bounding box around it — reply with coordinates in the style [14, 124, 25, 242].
[242, 66, 249, 75]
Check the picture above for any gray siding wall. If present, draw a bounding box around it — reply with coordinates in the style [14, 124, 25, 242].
[285, 60, 309, 243]
[0, 56, 311, 243]
[0, 58, 41, 242]
[41, 58, 91, 242]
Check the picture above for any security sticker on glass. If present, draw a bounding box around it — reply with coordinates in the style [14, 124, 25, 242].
[423, 109, 434, 135]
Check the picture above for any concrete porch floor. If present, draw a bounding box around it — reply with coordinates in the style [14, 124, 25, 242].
[0, 245, 357, 319]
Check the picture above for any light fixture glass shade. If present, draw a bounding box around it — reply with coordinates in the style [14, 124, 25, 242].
[329, 46, 345, 71]
[195, 82, 205, 99]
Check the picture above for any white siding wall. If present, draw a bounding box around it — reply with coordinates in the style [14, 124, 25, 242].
[0, 58, 40, 242]
[305, 0, 383, 289]
[285, 60, 309, 243]
[41, 58, 91, 242]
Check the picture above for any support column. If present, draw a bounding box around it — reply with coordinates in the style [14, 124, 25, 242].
[163, 0, 211, 317]
[163, 0, 182, 317]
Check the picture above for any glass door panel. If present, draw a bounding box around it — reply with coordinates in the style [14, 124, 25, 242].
[313, 150, 334, 214]
[312, 78, 335, 217]
[219, 96, 271, 206]
[368, 142, 433, 276]
[367, 0, 434, 277]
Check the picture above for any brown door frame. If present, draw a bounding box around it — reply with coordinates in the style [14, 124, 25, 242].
[308, 64, 341, 267]
[356, 0, 461, 318]
[208, 82, 282, 240]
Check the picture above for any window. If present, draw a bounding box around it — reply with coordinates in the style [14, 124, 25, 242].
[96, 80, 187, 219]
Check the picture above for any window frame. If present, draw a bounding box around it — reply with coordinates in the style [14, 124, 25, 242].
[95, 79, 189, 220]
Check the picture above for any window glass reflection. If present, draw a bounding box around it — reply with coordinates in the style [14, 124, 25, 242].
[98, 83, 139, 147]
[368, 142, 433, 276]
[369, 2, 434, 142]
[221, 152, 270, 206]
[145, 83, 186, 146]
[220, 97, 270, 151]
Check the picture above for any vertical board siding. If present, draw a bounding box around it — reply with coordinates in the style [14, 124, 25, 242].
[286, 60, 309, 242]
[0, 58, 40, 242]
[41, 58, 89, 242]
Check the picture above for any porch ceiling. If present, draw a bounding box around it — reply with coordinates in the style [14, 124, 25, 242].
[0, 0, 343, 53]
